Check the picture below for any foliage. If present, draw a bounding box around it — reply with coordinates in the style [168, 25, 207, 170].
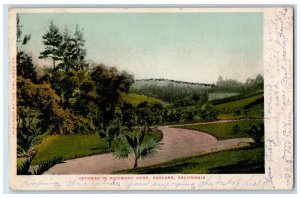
[98, 119, 122, 147]
[57, 25, 87, 70]
[17, 52, 37, 82]
[244, 123, 264, 146]
[136, 102, 157, 132]
[162, 108, 183, 123]
[183, 109, 196, 122]
[90, 64, 134, 127]
[18, 77, 91, 135]
[210, 75, 264, 93]
[17, 152, 63, 175]
[17, 61, 134, 137]
[132, 75, 263, 106]
[39, 21, 87, 71]
[216, 76, 242, 88]
[131, 82, 208, 106]
[16, 15, 37, 82]
[198, 106, 219, 121]
[121, 102, 137, 132]
[39, 21, 63, 68]
[17, 108, 44, 157]
[17, 153, 35, 175]
[50, 69, 90, 109]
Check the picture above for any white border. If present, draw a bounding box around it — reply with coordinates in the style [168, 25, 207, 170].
[3, 4, 296, 193]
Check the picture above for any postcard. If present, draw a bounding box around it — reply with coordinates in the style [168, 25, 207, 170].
[8, 7, 294, 190]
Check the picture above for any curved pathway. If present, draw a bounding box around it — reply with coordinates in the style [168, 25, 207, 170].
[45, 126, 253, 174]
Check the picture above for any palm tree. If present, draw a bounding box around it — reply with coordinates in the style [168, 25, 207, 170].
[113, 127, 163, 169]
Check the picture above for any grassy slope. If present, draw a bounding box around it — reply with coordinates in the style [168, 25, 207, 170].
[121, 93, 163, 106]
[214, 94, 264, 119]
[214, 94, 263, 112]
[31, 130, 162, 165]
[116, 146, 264, 174]
[176, 120, 263, 140]
[31, 134, 111, 165]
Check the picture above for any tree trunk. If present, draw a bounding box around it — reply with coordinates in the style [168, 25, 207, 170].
[53, 59, 56, 69]
[133, 157, 138, 169]
[108, 141, 111, 148]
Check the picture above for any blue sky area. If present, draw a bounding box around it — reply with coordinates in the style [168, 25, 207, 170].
[19, 12, 263, 83]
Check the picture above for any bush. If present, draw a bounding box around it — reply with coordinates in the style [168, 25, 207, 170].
[17, 153, 64, 175]
[244, 123, 264, 146]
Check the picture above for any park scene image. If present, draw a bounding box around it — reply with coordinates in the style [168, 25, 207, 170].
[16, 12, 264, 175]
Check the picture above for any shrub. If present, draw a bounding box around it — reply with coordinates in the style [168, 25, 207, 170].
[244, 123, 264, 146]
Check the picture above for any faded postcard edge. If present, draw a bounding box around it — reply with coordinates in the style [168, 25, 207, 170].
[8, 7, 294, 191]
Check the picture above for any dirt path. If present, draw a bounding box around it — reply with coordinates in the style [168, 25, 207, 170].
[45, 126, 253, 174]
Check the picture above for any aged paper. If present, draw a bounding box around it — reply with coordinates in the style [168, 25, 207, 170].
[9, 7, 293, 190]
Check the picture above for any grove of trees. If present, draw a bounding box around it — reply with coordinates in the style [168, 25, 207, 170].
[17, 18, 135, 157]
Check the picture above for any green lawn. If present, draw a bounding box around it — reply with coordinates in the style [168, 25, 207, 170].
[214, 94, 263, 112]
[115, 146, 264, 174]
[176, 120, 263, 140]
[31, 134, 111, 165]
[30, 130, 162, 165]
[121, 93, 164, 106]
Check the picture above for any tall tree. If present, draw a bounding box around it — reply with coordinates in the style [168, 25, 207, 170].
[73, 25, 87, 69]
[122, 102, 137, 132]
[59, 25, 87, 70]
[16, 15, 37, 82]
[39, 21, 63, 69]
[90, 64, 134, 127]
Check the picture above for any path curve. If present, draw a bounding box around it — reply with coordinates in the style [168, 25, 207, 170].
[45, 126, 253, 174]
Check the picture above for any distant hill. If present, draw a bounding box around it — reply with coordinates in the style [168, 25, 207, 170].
[132, 78, 214, 89]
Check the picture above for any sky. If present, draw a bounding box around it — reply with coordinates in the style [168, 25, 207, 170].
[18, 12, 263, 84]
